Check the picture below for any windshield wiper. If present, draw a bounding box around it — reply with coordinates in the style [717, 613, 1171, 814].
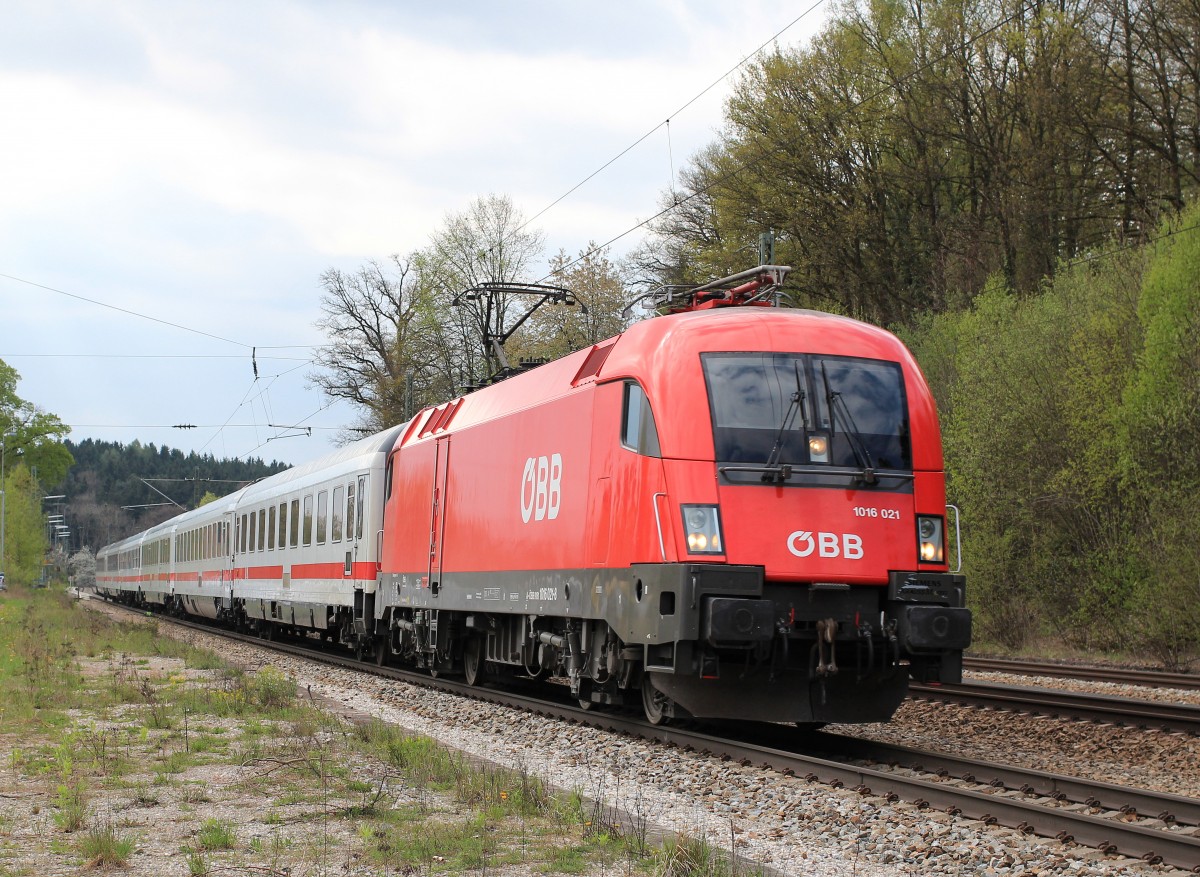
[762, 361, 806, 483]
[821, 362, 878, 485]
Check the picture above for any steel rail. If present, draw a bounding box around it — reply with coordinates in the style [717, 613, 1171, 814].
[784, 731, 1200, 827]
[98, 603, 1200, 870]
[965, 656, 1200, 692]
[911, 681, 1200, 735]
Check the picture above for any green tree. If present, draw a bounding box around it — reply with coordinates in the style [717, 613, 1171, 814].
[1117, 208, 1200, 666]
[2, 466, 47, 581]
[1, 359, 73, 485]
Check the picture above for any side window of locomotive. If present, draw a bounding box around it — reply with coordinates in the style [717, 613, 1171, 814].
[346, 480, 356, 541]
[290, 500, 300, 548]
[356, 475, 367, 540]
[621, 382, 661, 457]
[384, 455, 395, 500]
[332, 486, 344, 543]
[316, 490, 328, 545]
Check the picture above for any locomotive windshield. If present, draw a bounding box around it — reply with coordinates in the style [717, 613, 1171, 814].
[702, 353, 911, 476]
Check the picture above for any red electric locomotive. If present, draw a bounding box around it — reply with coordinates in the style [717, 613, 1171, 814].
[374, 266, 970, 725]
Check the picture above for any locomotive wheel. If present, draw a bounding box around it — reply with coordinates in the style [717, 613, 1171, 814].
[462, 637, 483, 686]
[576, 679, 594, 711]
[641, 675, 671, 726]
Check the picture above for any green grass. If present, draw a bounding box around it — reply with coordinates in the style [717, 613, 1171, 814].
[0, 585, 731, 876]
[196, 818, 237, 850]
[77, 821, 136, 867]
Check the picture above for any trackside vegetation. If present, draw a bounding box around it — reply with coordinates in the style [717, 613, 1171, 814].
[901, 206, 1200, 665]
[0, 585, 762, 876]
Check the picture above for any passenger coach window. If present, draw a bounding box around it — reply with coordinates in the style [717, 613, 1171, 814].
[257, 509, 266, 552]
[332, 486, 343, 542]
[303, 495, 313, 546]
[346, 481, 356, 541]
[621, 382, 661, 457]
[290, 500, 300, 547]
[356, 475, 367, 540]
[240, 514, 248, 553]
[278, 503, 287, 548]
[317, 491, 328, 545]
[268, 507, 277, 550]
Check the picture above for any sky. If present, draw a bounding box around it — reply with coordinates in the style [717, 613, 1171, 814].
[0, 0, 828, 471]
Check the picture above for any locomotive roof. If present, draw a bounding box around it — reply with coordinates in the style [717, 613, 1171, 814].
[402, 305, 941, 469]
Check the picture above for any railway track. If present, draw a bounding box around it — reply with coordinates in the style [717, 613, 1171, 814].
[99, 601, 1200, 871]
[964, 656, 1200, 692]
[911, 680, 1200, 735]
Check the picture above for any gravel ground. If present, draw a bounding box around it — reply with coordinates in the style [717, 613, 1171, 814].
[90, 602, 1199, 877]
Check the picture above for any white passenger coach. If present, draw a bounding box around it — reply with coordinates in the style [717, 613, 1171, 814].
[97, 426, 403, 646]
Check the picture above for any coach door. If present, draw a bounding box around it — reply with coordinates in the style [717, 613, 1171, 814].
[221, 512, 234, 601]
[427, 436, 451, 597]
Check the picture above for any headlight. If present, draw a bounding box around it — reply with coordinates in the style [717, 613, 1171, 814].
[681, 504, 723, 555]
[917, 515, 944, 563]
[808, 434, 829, 462]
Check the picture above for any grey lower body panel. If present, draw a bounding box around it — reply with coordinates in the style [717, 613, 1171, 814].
[649, 668, 909, 724]
[243, 598, 330, 630]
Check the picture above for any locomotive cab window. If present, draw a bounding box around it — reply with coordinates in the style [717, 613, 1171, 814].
[702, 353, 911, 474]
[621, 381, 661, 457]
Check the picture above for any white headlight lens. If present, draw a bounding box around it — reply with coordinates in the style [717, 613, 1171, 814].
[808, 434, 829, 462]
[681, 505, 723, 555]
[917, 516, 944, 563]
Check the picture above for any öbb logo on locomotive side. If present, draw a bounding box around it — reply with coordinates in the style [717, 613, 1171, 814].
[520, 454, 562, 523]
[787, 530, 865, 559]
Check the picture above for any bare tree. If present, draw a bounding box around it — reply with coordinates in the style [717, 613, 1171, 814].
[309, 256, 428, 437]
[418, 194, 546, 388]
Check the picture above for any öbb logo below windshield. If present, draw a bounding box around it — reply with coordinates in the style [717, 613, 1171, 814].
[787, 530, 864, 559]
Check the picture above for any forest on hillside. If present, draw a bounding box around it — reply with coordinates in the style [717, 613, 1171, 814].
[52, 439, 288, 550]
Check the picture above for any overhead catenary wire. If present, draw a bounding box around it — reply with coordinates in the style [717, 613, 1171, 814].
[0, 271, 251, 348]
[508, 0, 829, 240]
